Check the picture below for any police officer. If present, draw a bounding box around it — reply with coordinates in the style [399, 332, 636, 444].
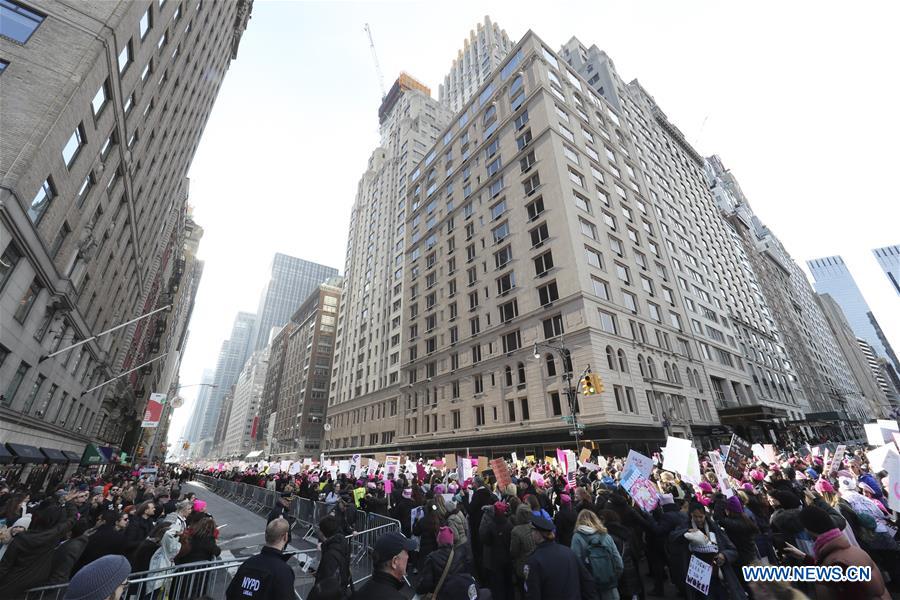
[226, 518, 295, 600]
[351, 531, 417, 599]
[523, 515, 598, 600]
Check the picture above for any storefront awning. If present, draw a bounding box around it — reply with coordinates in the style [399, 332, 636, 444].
[6, 443, 46, 463]
[716, 404, 789, 423]
[81, 444, 109, 466]
[62, 450, 81, 463]
[0, 444, 13, 464]
[98, 447, 117, 462]
[40, 448, 68, 464]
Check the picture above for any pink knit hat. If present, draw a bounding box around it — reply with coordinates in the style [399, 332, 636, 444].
[815, 479, 835, 494]
[437, 526, 454, 546]
[698, 482, 713, 493]
[192, 499, 207, 512]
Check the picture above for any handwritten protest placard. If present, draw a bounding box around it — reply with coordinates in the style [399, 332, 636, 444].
[686, 555, 712, 595]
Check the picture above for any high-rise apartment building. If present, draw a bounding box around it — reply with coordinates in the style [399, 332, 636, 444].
[256, 322, 294, 454]
[326, 74, 452, 444]
[326, 30, 811, 456]
[807, 256, 899, 376]
[706, 157, 869, 437]
[270, 279, 342, 456]
[873, 245, 899, 296]
[439, 16, 514, 114]
[817, 294, 894, 417]
[0, 0, 250, 461]
[183, 368, 214, 452]
[196, 311, 256, 447]
[222, 349, 268, 457]
[250, 254, 338, 352]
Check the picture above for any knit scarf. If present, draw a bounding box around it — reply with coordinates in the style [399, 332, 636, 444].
[813, 528, 842, 561]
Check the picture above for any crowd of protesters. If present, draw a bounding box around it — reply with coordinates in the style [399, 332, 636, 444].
[0, 467, 220, 599]
[205, 438, 898, 600]
[0, 435, 897, 600]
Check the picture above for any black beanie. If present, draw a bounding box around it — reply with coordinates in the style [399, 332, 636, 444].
[800, 505, 835, 535]
[770, 490, 801, 510]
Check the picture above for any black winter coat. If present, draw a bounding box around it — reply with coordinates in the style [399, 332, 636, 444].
[479, 511, 513, 572]
[47, 536, 89, 584]
[0, 502, 78, 597]
[350, 570, 406, 600]
[312, 534, 352, 599]
[128, 538, 161, 573]
[416, 544, 474, 597]
[553, 505, 576, 547]
[175, 533, 220, 564]
[124, 516, 155, 546]
[72, 524, 129, 574]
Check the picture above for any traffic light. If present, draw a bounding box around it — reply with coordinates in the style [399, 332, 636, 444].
[582, 373, 597, 395]
[590, 373, 604, 395]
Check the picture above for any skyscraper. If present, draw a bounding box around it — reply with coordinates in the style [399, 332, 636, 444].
[183, 368, 215, 449]
[873, 245, 899, 296]
[222, 349, 268, 457]
[326, 29, 810, 454]
[807, 256, 898, 374]
[327, 74, 452, 425]
[197, 311, 256, 446]
[0, 0, 251, 457]
[439, 16, 514, 113]
[250, 253, 338, 352]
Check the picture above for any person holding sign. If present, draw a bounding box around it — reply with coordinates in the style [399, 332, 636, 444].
[673, 502, 746, 599]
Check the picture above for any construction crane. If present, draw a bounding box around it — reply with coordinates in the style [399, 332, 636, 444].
[364, 23, 386, 99]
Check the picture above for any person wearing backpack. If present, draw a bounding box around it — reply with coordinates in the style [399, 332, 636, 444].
[570, 510, 623, 600]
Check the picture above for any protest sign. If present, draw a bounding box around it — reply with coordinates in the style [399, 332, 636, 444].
[724, 434, 752, 479]
[338, 460, 350, 474]
[579, 447, 592, 464]
[525, 455, 536, 464]
[367, 459, 379, 477]
[352, 454, 362, 474]
[279, 460, 291, 473]
[410, 506, 424, 531]
[686, 555, 712, 595]
[565, 450, 577, 475]
[596, 455, 608, 469]
[867, 443, 895, 473]
[289, 461, 301, 475]
[556, 449, 567, 471]
[511, 452, 519, 466]
[619, 465, 641, 493]
[624, 450, 653, 478]
[828, 445, 846, 475]
[662, 436, 692, 474]
[629, 477, 660, 512]
[417, 463, 426, 481]
[478, 456, 489, 473]
[491, 457, 512, 489]
[884, 449, 900, 512]
[865, 423, 887, 446]
[445, 454, 457, 470]
[352, 487, 365, 507]
[385, 455, 400, 476]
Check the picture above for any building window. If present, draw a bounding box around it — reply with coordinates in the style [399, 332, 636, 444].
[530, 222, 549, 247]
[140, 6, 152, 39]
[0, 0, 45, 43]
[498, 299, 518, 323]
[550, 391, 562, 416]
[538, 281, 559, 306]
[525, 196, 544, 221]
[49, 221, 70, 258]
[2, 361, 30, 405]
[585, 245, 603, 269]
[534, 250, 554, 276]
[118, 39, 132, 73]
[0, 242, 23, 290]
[591, 276, 609, 300]
[475, 405, 485, 426]
[91, 80, 109, 117]
[62, 124, 85, 168]
[598, 310, 618, 334]
[502, 330, 522, 353]
[542, 314, 564, 339]
[21, 374, 44, 414]
[14, 278, 41, 323]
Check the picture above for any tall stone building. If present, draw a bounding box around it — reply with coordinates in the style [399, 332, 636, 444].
[222, 349, 268, 457]
[0, 0, 251, 460]
[195, 311, 256, 448]
[705, 156, 869, 438]
[817, 294, 894, 418]
[182, 367, 214, 455]
[270, 279, 342, 457]
[326, 30, 816, 456]
[255, 321, 295, 454]
[250, 253, 338, 352]
[873, 245, 899, 296]
[439, 16, 514, 114]
[326, 75, 452, 445]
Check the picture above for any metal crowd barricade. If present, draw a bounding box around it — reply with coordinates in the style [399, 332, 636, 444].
[25, 557, 311, 600]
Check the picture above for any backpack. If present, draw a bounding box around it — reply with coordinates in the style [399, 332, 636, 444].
[583, 535, 621, 589]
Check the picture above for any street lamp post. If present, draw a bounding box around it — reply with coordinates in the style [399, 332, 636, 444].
[532, 340, 584, 449]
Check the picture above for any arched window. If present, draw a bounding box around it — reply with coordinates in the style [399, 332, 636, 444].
[617, 349, 628, 373]
[637, 355, 646, 377]
[606, 346, 616, 370]
[647, 358, 657, 379]
[672, 365, 681, 384]
[505, 365, 513, 387]
[546, 354, 557, 377]
[664, 362, 672, 382]
[517, 362, 526, 385]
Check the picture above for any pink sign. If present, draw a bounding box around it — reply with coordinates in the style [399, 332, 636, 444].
[629, 477, 660, 512]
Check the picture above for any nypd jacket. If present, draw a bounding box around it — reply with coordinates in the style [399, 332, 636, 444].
[226, 546, 295, 600]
